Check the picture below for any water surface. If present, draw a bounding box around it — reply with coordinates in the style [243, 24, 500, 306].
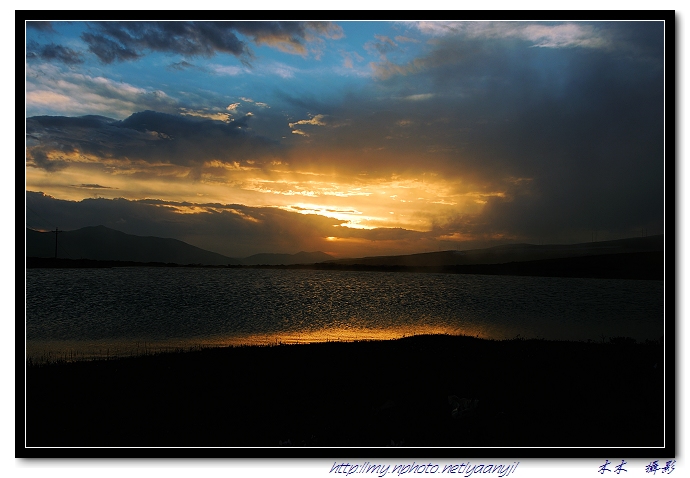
[25, 268, 664, 360]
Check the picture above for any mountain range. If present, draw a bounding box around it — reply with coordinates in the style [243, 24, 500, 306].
[25, 225, 664, 268]
[326, 235, 664, 267]
[25, 226, 333, 266]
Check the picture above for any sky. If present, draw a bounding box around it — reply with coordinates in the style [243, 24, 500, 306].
[24, 19, 666, 259]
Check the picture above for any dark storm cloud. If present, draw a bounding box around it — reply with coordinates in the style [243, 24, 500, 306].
[25, 192, 464, 257]
[72, 184, 115, 189]
[281, 22, 665, 241]
[80, 21, 342, 65]
[168, 60, 198, 71]
[81, 22, 242, 64]
[26, 21, 55, 32]
[449, 39, 665, 240]
[26, 115, 116, 171]
[598, 21, 664, 61]
[26, 41, 84, 65]
[81, 31, 141, 63]
[25, 192, 346, 257]
[26, 110, 281, 170]
[27, 148, 69, 172]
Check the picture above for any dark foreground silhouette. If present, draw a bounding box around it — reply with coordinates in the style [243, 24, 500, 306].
[25, 335, 664, 447]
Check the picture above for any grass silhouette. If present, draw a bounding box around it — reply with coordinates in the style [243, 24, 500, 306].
[25, 334, 664, 447]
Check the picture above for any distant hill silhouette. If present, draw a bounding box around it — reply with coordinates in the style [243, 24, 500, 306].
[242, 251, 334, 266]
[26, 225, 241, 266]
[25, 225, 663, 272]
[25, 225, 336, 266]
[328, 235, 664, 267]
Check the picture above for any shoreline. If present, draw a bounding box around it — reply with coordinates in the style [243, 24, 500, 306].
[25, 334, 665, 448]
[25, 331, 661, 365]
[26, 251, 663, 280]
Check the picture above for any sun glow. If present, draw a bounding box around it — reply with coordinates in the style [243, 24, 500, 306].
[280, 203, 379, 229]
[26, 149, 514, 255]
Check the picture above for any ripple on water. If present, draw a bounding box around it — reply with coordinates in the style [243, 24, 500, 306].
[25, 268, 664, 360]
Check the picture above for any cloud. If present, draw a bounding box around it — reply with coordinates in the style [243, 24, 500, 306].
[26, 41, 84, 65]
[168, 60, 198, 71]
[365, 35, 398, 58]
[209, 63, 247, 76]
[81, 31, 141, 63]
[179, 108, 232, 122]
[25, 191, 476, 258]
[405, 21, 460, 37]
[25, 191, 348, 257]
[371, 22, 660, 85]
[235, 21, 343, 56]
[303, 21, 344, 40]
[275, 23, 664, 243]
[340, 50, 363, 69]
[521, 23, 609, 49]
[287, 114, 329, 138]
[260, 61, 298, 78]
[26, 110, 281, 171]
[80, 22, 244, 64]
[402, 21, 661, 63]
[289, 114, 327, 128]
[26, 63, 180, 118]
[369, 58, 424, 79]
[75, 21, 343, 65]
[72, 183, 115, 189]
[395, 35, 420, 44]
[26, 148, 69, 172]
[407, 21, 611, 49]
[26, 21, 56, 32]
[403, 93, 434, 101]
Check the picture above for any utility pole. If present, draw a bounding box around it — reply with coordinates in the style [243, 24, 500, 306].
[51, 227, 61, 259]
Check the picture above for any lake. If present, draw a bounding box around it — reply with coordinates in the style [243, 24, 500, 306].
[25, 267, 664, 361]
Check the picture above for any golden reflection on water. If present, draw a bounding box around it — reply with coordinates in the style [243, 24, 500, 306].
[209, 324, 490, 347]
[26, 324, 493, 362]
